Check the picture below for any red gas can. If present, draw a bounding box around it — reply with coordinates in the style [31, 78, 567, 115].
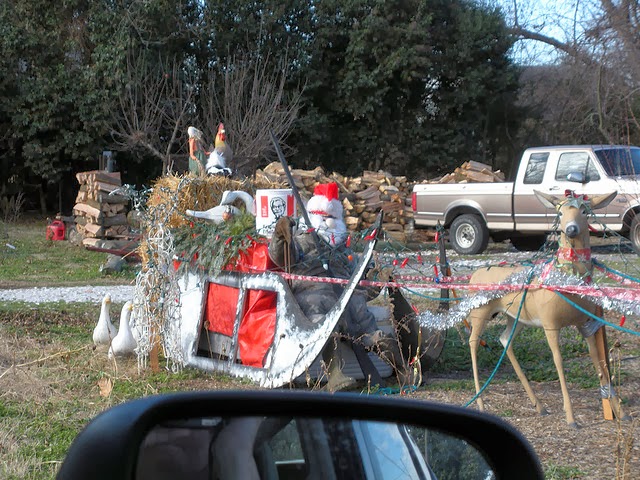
[46, 220, 66, 241]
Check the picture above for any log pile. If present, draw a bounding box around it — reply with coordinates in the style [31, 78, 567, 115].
[73, 170, 131, 246]
[426, 160, 505, 184]
[255, 162, 413, 242]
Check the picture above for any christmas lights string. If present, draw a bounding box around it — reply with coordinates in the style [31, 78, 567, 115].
[123, 179, 640, 377]
[115, 182, 186, 372]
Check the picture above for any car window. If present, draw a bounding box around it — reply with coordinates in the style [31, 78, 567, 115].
[595, 147, 640, 176]
[555, 152, 600, 181]
[523, 153, 549, 184]
[265, 419, 309, 479]
[406, 425, 493, 480]
[354, 421, 427, 479]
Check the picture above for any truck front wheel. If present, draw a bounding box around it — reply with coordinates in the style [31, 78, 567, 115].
[449, 214, 489, 254]
[630, 216, 640, 254]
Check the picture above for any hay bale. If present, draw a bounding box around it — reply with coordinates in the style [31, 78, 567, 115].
[145, 174, 280, 229]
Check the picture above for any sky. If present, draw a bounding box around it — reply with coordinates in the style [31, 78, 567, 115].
[492, 0, 595, 66]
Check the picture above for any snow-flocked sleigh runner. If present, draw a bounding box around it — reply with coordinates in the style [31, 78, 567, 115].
[176, 214, 444, 389]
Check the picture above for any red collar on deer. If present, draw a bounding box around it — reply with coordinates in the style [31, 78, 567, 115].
[564, 189, 588, 200]
[557, 247, 591, 262]
[560, 190, 590, 210]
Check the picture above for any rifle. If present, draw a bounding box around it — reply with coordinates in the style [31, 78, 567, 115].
[269, 130, 331, 273]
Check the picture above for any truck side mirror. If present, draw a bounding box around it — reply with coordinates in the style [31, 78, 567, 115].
[566, 172, 587, 184]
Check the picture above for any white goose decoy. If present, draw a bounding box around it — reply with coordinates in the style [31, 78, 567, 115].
[108, 301, 137, 358]
[93, 294, 116, 346]
[185, 204, 241, 224]
[220, 190, 256, 216]
[186, 190, 255, 223]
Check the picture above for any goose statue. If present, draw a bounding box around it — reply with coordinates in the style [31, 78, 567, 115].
[108, 301, 137, 358]
[185, 204, 240, 224]
[93, 294, 116, 346]
[186, 190, 256, 224]
[220, 190, 256, 216]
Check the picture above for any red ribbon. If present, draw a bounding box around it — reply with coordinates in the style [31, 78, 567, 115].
[557, 247, 591, 262]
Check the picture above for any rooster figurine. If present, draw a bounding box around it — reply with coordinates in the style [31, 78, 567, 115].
[206, 123, 233, 176]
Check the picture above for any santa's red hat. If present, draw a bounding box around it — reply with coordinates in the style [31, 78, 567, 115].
[306, 182, 343, 218]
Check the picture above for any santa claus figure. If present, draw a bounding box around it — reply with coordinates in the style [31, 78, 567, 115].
[304, 182, 348, 247]
[268, 182, 407, 392]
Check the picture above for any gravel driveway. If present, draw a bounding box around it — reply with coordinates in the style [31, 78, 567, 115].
[0, 239, 634, 305]
[0, 285, 135, 304]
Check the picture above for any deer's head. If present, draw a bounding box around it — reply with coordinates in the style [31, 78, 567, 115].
[534, 190, 617, 276]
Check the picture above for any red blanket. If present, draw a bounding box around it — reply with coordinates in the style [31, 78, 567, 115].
[205, 241, 277, 367]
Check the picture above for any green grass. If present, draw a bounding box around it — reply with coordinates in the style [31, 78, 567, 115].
[0, 304, 248, 480]
[431, 320, 618, 389]
[544, 463, 587, 479]
[0, 217, 137, 287]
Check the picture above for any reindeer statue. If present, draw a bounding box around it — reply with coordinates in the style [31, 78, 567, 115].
[467, 190, 628, 428]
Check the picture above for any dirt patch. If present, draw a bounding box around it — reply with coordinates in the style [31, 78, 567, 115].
[409, 373, 640, 479]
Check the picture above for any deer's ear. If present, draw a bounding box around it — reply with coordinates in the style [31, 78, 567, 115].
[589, 192, 617, 210]
[534, 190, 559, 209]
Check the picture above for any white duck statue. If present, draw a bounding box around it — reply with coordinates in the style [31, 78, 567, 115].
[93, 294, 116, 346]
[108, 301, 137, 358]
[186, 190, 256, 224]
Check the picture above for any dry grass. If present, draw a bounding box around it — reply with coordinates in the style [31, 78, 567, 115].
[2, 303, 639, 479]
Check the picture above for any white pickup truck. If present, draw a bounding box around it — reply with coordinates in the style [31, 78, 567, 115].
[411, 145, 640, 254]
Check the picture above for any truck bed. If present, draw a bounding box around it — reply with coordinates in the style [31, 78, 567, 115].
[412, 182, 514, 229]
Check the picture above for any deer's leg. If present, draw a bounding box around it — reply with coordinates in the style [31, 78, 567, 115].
[544, 327, 577, 427]
[468, 309, 488, 411]
[584, 327, 629, 421]
[500, 319, 548, 416]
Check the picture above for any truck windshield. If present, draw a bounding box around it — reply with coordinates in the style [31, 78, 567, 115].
[595, 147, 640, 177]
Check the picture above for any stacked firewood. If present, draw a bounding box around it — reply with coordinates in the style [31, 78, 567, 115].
[427, 160, 505, 184]
[255, 162, 413, 242]
[73, 170, 131, 246]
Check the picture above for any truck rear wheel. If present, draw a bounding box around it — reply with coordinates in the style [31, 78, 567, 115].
[449, 214, 489, 254]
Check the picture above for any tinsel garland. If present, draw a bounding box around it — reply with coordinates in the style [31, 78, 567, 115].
[416, 263, 640, 334]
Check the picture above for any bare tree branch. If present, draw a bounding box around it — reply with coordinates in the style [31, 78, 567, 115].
[507, 0, 640, 146]
[199, 51, 304, 176]
[110, 51, 194, 174]
[508, 26, 594, 65]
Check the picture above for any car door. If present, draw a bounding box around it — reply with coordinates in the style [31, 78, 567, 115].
[547, 150, 617, 227]
[513, 150, 557, 230]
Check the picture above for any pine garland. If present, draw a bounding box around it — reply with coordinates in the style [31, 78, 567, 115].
[172, 213, 265, 277]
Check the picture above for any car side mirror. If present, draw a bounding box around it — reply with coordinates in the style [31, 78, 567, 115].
[57, 391, 543, 480]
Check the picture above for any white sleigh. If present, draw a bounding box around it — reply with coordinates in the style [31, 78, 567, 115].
[177, 215, 443, 389]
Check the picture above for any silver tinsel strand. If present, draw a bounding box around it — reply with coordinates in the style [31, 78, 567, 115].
[416, 263, 640, 333]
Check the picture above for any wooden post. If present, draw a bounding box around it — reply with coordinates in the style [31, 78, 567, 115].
[594, 321, 614, 420]
[149, 327, 161, 373]
[436, 223, 449, 313]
